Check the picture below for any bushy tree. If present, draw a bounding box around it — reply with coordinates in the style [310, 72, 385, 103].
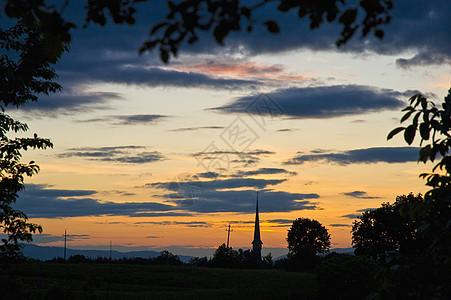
[208, 243, 269, 268]
[153, 250, 183, 265]
[188, 256, 208, 267]
[209, 243, 242, 268]
[1, 16, 65, 262]
[385, 89, 451, 298]
[316, 253, 379, 300]
[287, 218, 331, 257]
[351, 193, 424, 263]
[286, 218, 330, 271]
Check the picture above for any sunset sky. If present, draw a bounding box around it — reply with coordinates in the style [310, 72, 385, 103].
[5, 0, 451, 258]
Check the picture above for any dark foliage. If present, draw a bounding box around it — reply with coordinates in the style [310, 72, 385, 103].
[287, 218, 331, 257]
[152, 250, 183, 266]
[351, 193, 426, 263]
[1, 1, 68, 262]
[316, 253, 379, 300]
[285, 218, 330, 271]
[2, 0, 394, 63]
[384, 89, 451, 299]
[208, 243, 272, 269]
[188, 256, 208, 267]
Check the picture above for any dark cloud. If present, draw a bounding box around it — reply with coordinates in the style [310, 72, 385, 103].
[130, 212, 194, 217]
[169, 126, 225, 132]
[265, 219, 294, 224]
[63, 65, 261, 90]
[343, 191, 381, 199]
[195, 168, 296, 180]
[147, 178, 286, 191]
[99, 190, 136, 197]
[329, 224, 352, 227]
[17, 91, 122, 114]
[285, 147, 420, 165]
[194, 149, 275, 169]
[82, 114, 168, 125]
[15, 184, 177, 218]
[43, 2, 265, 91]
[150, 182, 319, 213]
[25, 233, 91, 244]
[213, 85, 405, 119]
[196, 172, 221, 179]
[275, 128, 300, 132]
[204, 1, 451, 67]
[342, 214, 361, 219]
[231, 168, 297, 177]
[135, 221, 212, 228]
[396, 53, 451, 69]
[57, 146, 164, 164]
[46, 0, 450, 100]
[356, 208, 377, 213]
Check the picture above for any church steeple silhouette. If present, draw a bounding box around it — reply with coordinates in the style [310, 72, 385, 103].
[252, 191, 263, 262]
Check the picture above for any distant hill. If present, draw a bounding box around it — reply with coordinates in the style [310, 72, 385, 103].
[22, 244, 194, 263]
[330, 247, 354, 254]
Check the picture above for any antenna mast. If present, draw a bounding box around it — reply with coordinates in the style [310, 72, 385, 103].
[63, 229, 67, 261]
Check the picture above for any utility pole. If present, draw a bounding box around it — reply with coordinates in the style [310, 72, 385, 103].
[63, 229, 67, 261]
[226, 223, 233, 248]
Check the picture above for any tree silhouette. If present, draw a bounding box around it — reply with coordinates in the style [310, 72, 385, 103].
[0, 19, 64, 261]
[209, 243, 241, 268]
[2, 0, 394, 62]
[385, 89, 451, 298]
[287, 218, 330, 257]
[153, 250, 183, 265]
[286, 218, 330, 271]
[351, 193, 424, 263]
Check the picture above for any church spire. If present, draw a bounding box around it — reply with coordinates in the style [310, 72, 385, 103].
[252, 190, 263, 262]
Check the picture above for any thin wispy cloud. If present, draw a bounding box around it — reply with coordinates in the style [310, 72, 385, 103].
[193, 149, 276, 168]
[342, 214, 361, 219]
[136, 221, 212, 228]
[57, 146, 165, 164]
[343, 191, 381, 199]
[169, 126, 225, 132]
[232, 168, 297, 177]
[80, 114, 168, 125]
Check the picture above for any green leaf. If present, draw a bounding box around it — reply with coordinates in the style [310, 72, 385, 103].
[264, 20, 280, 33]
[387, 127, 405, 140]
[404, 125, 416, 145]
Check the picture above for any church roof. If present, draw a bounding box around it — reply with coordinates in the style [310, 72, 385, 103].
[252, 194, 263, 245]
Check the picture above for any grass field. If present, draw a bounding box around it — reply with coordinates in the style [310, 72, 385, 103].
[1, 262, 317, 299]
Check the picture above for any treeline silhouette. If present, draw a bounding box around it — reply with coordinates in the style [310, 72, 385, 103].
[45, 246, 273, 269]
